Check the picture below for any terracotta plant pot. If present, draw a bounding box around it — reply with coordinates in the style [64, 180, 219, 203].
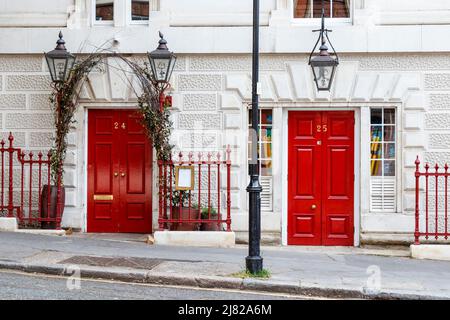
[200, 214, 223, 231]
[40, 185, 65, 229]
[169, 207, 200, 231]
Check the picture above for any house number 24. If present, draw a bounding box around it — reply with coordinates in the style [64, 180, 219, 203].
[114, 122, 126, 130]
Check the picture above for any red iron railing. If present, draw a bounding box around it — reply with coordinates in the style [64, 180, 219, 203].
[158, 146, 232, 231]
[0, 133, 62, 229]
[415, 156, 450, 244]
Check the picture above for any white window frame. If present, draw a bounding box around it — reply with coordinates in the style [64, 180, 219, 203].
[369, 107, 398, 213]
[127, 0, 152, 25]
[247, 108, 274, 212]
[290, 0, 353, 25]
[92, 0, 115, 26]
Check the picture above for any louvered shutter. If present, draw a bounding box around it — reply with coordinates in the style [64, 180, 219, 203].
[370, 177, 396, 212]
[260, 176, 273, 211]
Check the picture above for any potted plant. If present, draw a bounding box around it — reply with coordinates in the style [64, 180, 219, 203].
[169, 191, 200, 231]
[200, 207, 223, 231]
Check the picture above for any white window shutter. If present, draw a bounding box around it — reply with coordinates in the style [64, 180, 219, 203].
[370, 177, 396, 212]
[260, 176, 273, 211]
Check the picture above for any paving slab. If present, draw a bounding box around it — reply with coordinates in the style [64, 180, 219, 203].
[0, 231, 449, 299]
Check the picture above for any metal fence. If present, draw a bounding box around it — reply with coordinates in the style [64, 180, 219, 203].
[0, 133, 62, 229]
[158, 146, 232, 232]
[414, 156, 450, 244]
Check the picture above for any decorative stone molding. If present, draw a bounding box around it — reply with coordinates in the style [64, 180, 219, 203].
[429, 134, 450, 149]
[178, 74, 222, 92]
[183, 94, 217, 111]
[429, 94, 450, 110]
[425, 73, 450, 90]
[225, 61, 421, 103]
[0, 94, 26, 109]
[6, 75, 51, 91]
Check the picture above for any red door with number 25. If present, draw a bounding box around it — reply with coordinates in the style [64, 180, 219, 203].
[288, 111, 354, 246]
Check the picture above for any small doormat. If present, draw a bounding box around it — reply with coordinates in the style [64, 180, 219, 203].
[59, 256, 164, 270]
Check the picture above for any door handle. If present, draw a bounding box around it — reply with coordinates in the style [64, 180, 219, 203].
[311, 204, 317, 210]
[121, 172, 126, 177]
[114, 172, 119, 177]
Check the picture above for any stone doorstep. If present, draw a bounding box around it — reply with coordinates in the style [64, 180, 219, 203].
[411, 244, 450, 261]
[154, 231, 236, 248]
[0, 217, 18, 232]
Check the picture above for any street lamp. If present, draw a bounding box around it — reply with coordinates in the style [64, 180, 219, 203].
[309, 2, 339, 91]
[148, 32, 177, 111]
[45, 31, 76, 84]
[246, 0, 264, 274]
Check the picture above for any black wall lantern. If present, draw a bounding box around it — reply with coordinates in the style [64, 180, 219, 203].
[309, 2, 339, 91]
[45, 31, 76, 83]
[147, 32, 177, 90]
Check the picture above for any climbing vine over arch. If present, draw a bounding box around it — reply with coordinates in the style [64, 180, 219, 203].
[49, 51, 174, 185]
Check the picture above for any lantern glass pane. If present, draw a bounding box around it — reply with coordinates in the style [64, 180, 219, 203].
[313, 65, 334, 90]
[52, 58, 68, 82]
[153, 58, 170, 82]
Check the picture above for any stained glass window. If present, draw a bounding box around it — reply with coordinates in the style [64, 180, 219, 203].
[371, 108, 396, 177]
[248, 109, 273, 176]
[370, 108, 397, 212]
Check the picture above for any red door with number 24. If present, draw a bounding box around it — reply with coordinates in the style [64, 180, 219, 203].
[87, 109, 152, 233]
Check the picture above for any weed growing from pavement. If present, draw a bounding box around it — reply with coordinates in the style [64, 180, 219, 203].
[231, 269, 271, 279]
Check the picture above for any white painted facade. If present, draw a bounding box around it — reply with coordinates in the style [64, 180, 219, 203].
[0, 0, 449, 244]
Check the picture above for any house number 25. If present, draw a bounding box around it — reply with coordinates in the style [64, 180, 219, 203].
[317, 125, 328, 133]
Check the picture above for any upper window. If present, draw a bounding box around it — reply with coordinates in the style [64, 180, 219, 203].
[131, 0, 149, 21]
[294, 0, 350, 19]
[95, 0, 114, 21]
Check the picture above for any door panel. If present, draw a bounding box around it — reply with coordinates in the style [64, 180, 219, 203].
[288, 111, 354, 246]
[88, 109, 152, 233]
[322, 112, 354, 245]
[119, 110, 152, 233]
[88, 111, 120, 233]
[288, 112, 322, 245]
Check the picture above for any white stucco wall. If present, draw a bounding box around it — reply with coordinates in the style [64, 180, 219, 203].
[0, 0, 449, 243]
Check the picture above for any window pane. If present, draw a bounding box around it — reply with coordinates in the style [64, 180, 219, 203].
[384, 108, 395, 124]
[261, 160, 272, 176]
[261, 110, 273, 125]
[384, 126, 395, 142]
[371, 126, 382, 141]
[371, 109, 382, 124]
[260, 143, 272, 159]
[371, 160, 382, 176]
[333, 0, 350, 18]
[96, 0, 113, 21]
[132, 0, 149, 21]
[261, 128, 272, 142]
[384, 161, 396, 176]
[384, 143, 395, 159]
[371, 143, 382, 159]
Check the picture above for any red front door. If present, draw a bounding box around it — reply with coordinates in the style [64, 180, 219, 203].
[87, 109, 152, 233]
[288, 111, 354, 246]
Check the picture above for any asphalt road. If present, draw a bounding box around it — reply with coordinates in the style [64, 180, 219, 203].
[0, 270, 306, 300]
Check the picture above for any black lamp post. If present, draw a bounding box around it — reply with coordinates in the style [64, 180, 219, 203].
[45, 32, 76, 84]
[148, 32, 177, 111]
[309, 1, 339, 91]
[246, 0, 263, 274]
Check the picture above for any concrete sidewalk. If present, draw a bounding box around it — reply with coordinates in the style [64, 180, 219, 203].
[0, 231, 449, 299]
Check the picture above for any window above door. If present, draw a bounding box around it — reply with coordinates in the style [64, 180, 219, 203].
[93, 0, 154, 26]
[293, 0, 352, 23]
